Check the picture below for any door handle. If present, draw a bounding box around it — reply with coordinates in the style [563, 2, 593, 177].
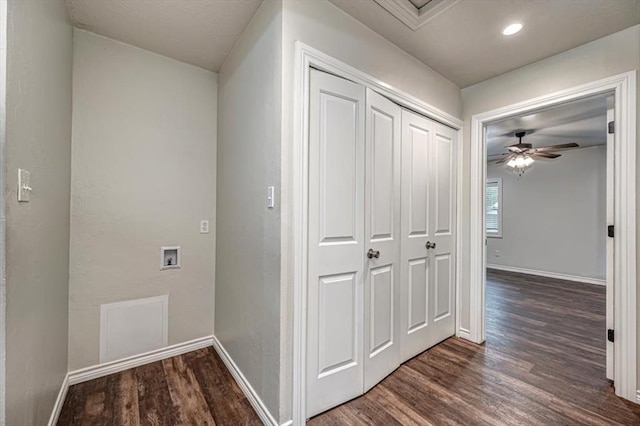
[367, 249, 380, 259]
[426, 241, 436, 249]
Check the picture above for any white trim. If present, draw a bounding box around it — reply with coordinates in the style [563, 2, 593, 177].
[373, 0, 461, 31]
[486, 264, 606, 286]
[47, 373, 69, 426]
[458, 328, 471, 340]
[292, 42, 463, 425]
[211, 335, 279, 426]
[636, 389, 640, 404]
[469, 71, 637, 402]
[99, 295, 169, 364]
[0, 0, 7, 422]
[69, 335, 213, 385]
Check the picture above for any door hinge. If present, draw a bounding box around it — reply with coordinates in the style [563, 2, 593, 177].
[607, 329, 614, 343]
[608, 121, 614, 134]
[608, 225, 614, 238]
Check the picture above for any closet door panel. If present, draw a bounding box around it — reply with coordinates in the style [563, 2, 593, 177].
[428, 123, 457, 342]
[400, 110, 433, 361]
[307, 70, 365, 418]
[434, 131, 454, 236]
[400, 111, 457, 361]
[364, 89, 402, 392]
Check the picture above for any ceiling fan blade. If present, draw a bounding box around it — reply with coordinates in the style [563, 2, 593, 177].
[507, 146, 523, 153]
[495, 154, 515, 164]
[533, 152, 561, 159]
[533, 143, 580, 152]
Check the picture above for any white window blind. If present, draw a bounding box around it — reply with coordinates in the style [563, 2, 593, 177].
[486, 178, 502, 237]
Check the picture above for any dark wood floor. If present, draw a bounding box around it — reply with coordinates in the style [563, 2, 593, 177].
[57, 347, 262, 425]
[59, 270, 640, 425]
[310, 270, 640, 425]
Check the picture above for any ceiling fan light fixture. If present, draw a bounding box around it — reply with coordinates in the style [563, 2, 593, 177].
[506, 154, 534, 175]
[523, 156, 534, 166]
[502, 22, 523, 36]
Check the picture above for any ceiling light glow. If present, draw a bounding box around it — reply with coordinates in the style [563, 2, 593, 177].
[502, 23, 523, 36]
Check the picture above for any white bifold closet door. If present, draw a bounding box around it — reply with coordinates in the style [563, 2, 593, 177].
[307, 70, 366, 417]
[306, 69, 455, 417]
[363, 89, 402, 392]
[306, 70, 402, 417]
[400, 109, 456, 362]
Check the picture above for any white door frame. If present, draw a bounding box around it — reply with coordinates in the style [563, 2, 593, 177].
[292, 42, 462, 425]
[468, 71, 637, 402]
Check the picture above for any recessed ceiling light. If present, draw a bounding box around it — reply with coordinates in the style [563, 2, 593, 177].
[502, 23, 523, 36]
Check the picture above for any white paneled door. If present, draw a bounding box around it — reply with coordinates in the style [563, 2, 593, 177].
[307, 70, 366, 418]
[307, 70, 456, 417]
[400, 110, 456, 362]
[363, 89, 402, 392]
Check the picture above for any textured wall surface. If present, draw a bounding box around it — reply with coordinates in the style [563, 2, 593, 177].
[215, 0, 283, 421]
[69, 30, 217, 370]
[487, 146, 606, 280]
[4, 0, 73, 424]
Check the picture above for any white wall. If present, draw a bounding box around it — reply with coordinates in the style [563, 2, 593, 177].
[278, 0, 462, 422]
[69, 30, 217, 370]
[3, 0, 73, 424]
[215, 0, 283, 421]
[487, 146, 606, 281]
[459, 24, 639, 381]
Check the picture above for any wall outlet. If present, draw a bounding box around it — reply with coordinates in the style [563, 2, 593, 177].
[200, 220, 209, 234]
[495, 250, 501, 258]
[161, 246, 181, 270]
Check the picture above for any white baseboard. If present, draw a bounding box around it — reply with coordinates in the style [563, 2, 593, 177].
[486, 264, 606, 286]
[68, 335, 214, 385]
[48, 335, 214, 425]
[211, 335, 280, 426]
[458, 327, 471, 341]
[47, 373, 70, 426]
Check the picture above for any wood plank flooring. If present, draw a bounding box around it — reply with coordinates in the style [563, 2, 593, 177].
[310, 270, 640, 425]
[58, 270, 640, 425]
[57, 347, 262, 425]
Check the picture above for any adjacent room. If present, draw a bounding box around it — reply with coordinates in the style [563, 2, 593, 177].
[483, 94, 615, 417]
[0, 0, 638, 425]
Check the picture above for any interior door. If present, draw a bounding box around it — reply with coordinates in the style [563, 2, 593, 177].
[306, 69, 366, 417]
[363, 89, 401, 391]
[400, 110, 456, 361]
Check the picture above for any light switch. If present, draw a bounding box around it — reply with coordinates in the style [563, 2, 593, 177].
[18, 169, 32, 202]
[200, 220, 209, 234]
[267, 186, 275, 209]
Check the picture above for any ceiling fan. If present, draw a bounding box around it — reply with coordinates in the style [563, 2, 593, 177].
[494, 131, 579, 175]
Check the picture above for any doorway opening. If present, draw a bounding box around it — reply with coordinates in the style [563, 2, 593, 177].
[468, 72, 637, 402]
[483, 92, 614, 386]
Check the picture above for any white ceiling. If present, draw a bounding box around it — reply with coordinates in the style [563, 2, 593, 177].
[66, 0, 263, 72]
[330, 0, 640, 88]
[65, 1, 639, 84]
[486, 94, 608, 157]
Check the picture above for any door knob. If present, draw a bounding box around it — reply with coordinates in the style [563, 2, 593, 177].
[367, 249, 380, 259]
[426, 241, 436, 249]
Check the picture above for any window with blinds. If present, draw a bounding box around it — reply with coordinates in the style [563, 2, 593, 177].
[486, 178, 502, 237]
